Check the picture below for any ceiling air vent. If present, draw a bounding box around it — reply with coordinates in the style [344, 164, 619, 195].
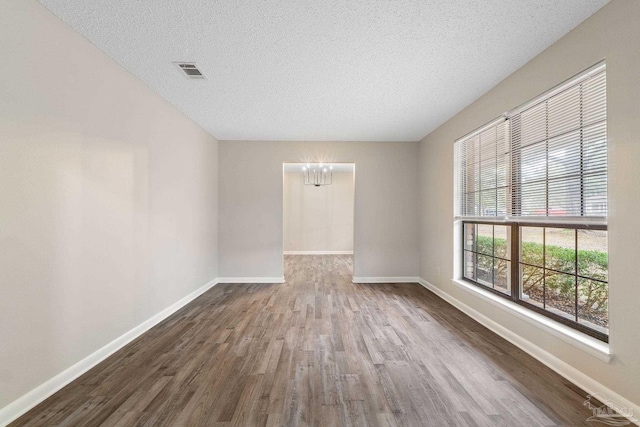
[174, 62, 206, 79]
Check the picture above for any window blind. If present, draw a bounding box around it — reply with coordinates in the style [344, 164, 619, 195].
[455, 63, 606, 221]
[510, 66, 606, 219]
[455, 118, 509, 218]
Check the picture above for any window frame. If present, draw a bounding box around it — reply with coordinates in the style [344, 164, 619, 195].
[455, 63, 608, 342]
[461, 219, 608, 342]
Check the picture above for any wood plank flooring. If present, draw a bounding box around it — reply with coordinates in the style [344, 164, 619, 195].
[11, 255, 598, 426]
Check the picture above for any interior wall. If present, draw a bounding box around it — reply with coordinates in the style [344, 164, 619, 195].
[219, 141, 419, 279]
[418, 0, 640, 407]
[0, 0, 219, 410]
[283, 171, 354, 253]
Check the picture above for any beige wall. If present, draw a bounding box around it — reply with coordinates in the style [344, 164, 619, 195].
[0, 0, 218, 409]
[283, 171, 354, 253]
[419, 0, 640, 407]
[219, 141, 419, 279]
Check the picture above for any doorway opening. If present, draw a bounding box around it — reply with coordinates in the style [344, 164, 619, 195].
[282, 163, 355, 280]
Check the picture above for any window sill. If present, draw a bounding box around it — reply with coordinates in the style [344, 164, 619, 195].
[450, 278, 612, 363]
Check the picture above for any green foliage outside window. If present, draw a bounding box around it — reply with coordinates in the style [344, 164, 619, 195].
[475, 235, 608, 328]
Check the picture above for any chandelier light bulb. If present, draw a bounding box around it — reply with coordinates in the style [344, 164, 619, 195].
[301, 162, 332, 187]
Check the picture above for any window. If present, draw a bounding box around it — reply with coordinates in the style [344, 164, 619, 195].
[456, 119, 509, 218]
[463, 223, 511, 295]
[455, 63, 608, 341]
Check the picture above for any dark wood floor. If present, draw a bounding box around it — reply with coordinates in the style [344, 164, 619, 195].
[12, 255, 597, 426]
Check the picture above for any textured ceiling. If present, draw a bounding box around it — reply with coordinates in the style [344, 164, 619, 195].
[39, 0, 608, 142]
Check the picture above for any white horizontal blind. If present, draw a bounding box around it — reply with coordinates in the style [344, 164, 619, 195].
[510, 66, 607, 219]
[455, 119, 509, 218]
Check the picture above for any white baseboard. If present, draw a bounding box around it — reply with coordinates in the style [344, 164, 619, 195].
[0, 278, 219, 427]
[417, 277, 640, 426]
[217, 277, 285, 284]
[284, 251, 353, 255]
[352, 276, 420, 284]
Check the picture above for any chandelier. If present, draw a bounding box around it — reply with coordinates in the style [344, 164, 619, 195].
[303, 163, 333, 187]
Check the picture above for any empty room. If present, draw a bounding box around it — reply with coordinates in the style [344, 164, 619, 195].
[1, 0, 639, 426]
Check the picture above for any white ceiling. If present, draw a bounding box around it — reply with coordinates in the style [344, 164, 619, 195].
[284, 163, 354, 173]
[39, 0, 608, 142]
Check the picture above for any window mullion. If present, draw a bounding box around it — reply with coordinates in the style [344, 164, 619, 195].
[542, 228, 546, 309]
[510, 223, 519, 302]
[574, 228, 579, 322]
